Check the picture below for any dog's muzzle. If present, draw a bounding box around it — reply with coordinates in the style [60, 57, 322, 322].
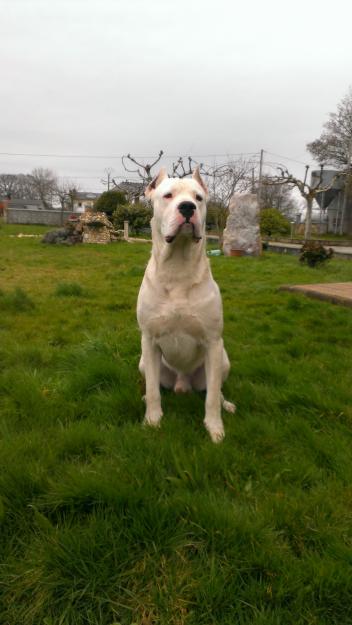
[178, 201, 196, 222]
[164, 201, 202, 244]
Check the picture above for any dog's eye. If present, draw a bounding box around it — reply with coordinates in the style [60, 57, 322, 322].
[163, 192, 173, 199]
[196, 194, 203, 202]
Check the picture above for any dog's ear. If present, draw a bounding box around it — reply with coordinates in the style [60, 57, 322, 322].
[192, 166, 208, 198]
[145, 168, 168, 198]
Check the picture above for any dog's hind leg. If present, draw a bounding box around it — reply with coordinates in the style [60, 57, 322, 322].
[221, 349, 236, 413]
[190, 364, 206, 391]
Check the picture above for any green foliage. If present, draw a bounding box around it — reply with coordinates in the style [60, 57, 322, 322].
[300, 241, 334, 267]
[112, 202, 152, 234]
[260, 208, 291, 237]
[206, 201, 229, 243]
[55, 282, 84, 297]
[0, 287, 35, 312]
[94, 190, 127, 216]
[0, 223, 352, 624]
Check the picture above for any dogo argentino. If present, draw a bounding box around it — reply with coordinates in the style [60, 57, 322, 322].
[137, 167, 235, 442]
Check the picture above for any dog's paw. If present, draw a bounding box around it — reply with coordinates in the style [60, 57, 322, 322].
[222, 400, 236, 414]
[204, 418, 225, 443]
[221, 393, 236, 414]
[143, 410, 163, 428]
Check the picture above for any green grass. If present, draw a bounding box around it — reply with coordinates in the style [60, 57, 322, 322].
[0, 222, 352, 624]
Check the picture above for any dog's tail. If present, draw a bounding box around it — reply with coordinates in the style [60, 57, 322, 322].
[221, 393, 236, 414]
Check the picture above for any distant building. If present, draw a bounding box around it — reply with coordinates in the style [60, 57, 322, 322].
[7, 198, 46, 210]
[312, 169, 352, 235]
[111, 180, 144, 204]
[73, 192, 101, 213]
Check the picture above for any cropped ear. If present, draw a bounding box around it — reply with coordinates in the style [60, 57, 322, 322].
[192, 166, 208, 198]
[144, 167, 168, 198]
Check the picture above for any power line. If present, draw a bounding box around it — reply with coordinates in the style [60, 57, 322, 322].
[0, 149, 313, 167]
[0, 150, 260, 160]
[61, 174, 142, 181]
[265, 151, 312, 167]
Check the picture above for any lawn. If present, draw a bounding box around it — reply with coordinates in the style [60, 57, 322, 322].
[1, 223, 352, 625]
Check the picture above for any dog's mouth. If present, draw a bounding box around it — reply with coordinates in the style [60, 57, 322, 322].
[165, 221, 202, 244]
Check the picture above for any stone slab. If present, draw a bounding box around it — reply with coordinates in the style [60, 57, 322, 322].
[280, 282, 352, 307]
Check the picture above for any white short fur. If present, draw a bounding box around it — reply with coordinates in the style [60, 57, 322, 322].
[137, 167, 235, 442]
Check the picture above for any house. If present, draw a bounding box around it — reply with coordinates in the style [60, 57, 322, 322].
[73, 192, 101, 213]
[111, 180, 144, 204]
[312, 169, 352, 235]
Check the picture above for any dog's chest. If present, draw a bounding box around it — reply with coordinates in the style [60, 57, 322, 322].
[152, 292, 205, 338]
[143, 282, 221, 342]
[152, 292, 207, 371]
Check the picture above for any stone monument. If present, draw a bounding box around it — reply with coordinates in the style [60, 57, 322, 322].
[80, 211, 114, 244]
[222, 193, 262, 256]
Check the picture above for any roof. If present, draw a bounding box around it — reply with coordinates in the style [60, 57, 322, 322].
[7, 198, 45, 209]
[113, 180, 144, 196]
[75, 192, 101, 201]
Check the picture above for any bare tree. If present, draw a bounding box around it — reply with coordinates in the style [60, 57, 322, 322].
[307, 87, 352, 168]
[0, 173, 36, 199]
[30, 168, 57, 209]
[171, 156, 201, 178]
[0, 174, 20, 198]
[121, 150, 164, 183]
[203, 159, 253, 206]
[200, 159, 252, 245]
[55, 179, 80, 224]
[266, 165, 347, 239]
[260, 175, 297, 217]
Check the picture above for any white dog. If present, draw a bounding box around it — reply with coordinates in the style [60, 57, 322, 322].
[137, 167, 235, 442]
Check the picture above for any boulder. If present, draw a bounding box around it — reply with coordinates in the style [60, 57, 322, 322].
[42, 222, 83, 245]
[222, 193, 262, 256]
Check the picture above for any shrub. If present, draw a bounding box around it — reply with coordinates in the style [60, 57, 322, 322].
[0, 287, 35, 312]
[260, 208, 290, 237]
[94, 191, 127, 216]
[299, 241, 334, 267]
[55, 282, 84, 297]
[112, 203, 152, 234]
[206, 201, 227, 230]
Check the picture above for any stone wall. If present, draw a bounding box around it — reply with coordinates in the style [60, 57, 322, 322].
[4, 208, 72, 226]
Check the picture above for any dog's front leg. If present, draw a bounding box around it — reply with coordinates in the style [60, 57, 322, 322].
[204, 339, 225, 443]
[142, 334, 163, 427]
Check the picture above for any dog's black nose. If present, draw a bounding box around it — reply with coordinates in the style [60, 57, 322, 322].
[178, 201, 196, 221]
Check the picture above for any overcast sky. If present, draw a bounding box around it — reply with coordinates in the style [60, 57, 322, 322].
[1, 0, 352, 190]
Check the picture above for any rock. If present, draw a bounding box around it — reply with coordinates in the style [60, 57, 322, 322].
[222, 194, 262, 256]
[42, 222, 83, 245]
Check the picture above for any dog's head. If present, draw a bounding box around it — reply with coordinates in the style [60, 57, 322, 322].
[145, 167, 208, 244]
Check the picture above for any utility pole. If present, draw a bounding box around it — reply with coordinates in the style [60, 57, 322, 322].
[251, 167, 255, 193]
[257, 149, 264, 208]
[101, 168, 114, 191]
[339, 139, 352, 235]
[340, 183, 348, 235]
